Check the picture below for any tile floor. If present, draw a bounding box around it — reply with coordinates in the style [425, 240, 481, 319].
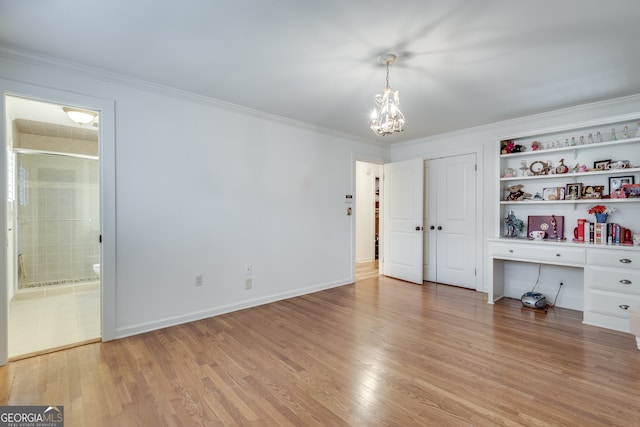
[9, 281, 101, 358]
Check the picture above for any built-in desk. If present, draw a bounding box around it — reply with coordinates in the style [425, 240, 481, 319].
[488, 238, 640, 332]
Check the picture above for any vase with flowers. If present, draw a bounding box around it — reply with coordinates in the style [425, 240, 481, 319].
[587, 205, 615, 223]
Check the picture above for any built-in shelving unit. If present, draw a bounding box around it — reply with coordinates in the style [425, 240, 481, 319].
[489, 112, 640, 333]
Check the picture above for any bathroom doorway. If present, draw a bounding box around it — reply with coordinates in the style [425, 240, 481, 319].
[5, 95, 101, 359]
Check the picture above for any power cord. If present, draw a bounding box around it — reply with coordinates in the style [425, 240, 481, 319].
[547, 282, 564, 308]
[530, 264, 542, 292]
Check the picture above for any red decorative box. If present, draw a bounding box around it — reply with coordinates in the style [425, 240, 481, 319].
[527, 215, 564, 240]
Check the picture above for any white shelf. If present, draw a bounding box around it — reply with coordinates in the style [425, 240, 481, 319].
[500, 136, 640, 159]
[500, 198, 639, 206]
[501, 166, 640, 181]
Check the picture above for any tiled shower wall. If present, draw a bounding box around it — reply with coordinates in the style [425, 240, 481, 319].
[17, 153, 100, 289]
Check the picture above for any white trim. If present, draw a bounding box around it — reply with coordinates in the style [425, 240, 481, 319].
[0, 45, 384, 148]
[392, 94, 640, 149]
[115, 278, 351, 339]
[495, 111, 640, 141]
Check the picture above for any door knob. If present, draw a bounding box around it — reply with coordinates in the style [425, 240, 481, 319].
[429, 225, 435, 230]
[437, 226, 442, 230]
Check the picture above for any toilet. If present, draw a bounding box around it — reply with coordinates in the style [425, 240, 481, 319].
[92, 263, 100, 276]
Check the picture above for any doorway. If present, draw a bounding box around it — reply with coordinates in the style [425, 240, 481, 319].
[5, 95, 101, 359]
[355, 161, 381, 281]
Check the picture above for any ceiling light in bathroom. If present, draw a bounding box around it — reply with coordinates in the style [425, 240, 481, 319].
[63, 107, 97, 125]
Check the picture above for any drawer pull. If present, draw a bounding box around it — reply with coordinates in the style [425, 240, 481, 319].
[619, 258, 632, 264]
[555, 253, 561, 257]
[509, 249, 513, 253]
[619, 305, 630, 310]
[620, 279, 632, 285]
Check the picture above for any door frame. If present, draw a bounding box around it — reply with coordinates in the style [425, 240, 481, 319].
[1, 79, 116, 365]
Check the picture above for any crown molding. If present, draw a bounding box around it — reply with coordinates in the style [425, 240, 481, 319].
[392, 93, 640, 150]
[0, 45, 380, 147]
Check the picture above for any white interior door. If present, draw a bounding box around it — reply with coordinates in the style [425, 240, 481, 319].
[425, 154, 476, 288]
[383, 158, 424, 284]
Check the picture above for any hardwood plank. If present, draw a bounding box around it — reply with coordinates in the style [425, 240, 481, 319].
[1, 276, 639, 426]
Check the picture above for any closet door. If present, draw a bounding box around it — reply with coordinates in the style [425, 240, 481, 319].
[425, 154, 476, 288]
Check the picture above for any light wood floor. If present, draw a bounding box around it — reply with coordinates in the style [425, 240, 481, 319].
[356, 260, 379, 280]
[2, 276, 639, 426]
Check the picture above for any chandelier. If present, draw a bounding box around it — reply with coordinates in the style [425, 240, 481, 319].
[369, 53, 405, 136]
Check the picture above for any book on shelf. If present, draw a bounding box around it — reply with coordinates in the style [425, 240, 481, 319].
[578, 222, 632, 245]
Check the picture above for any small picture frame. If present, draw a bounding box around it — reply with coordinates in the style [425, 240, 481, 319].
[565, 183, 582, 200]
[609, 176, 635, 194]
[542, 187, 565, 201]
[593, 159, 611, 170]
[582, 185, 604, 199]
[622, 183, 640, 198]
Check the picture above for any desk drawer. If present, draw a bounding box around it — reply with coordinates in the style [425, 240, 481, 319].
[584, 289, 640, 318]
[587, 265, 640, 294]
[587, 249, 640, 270]
[490, 242, 585, 265]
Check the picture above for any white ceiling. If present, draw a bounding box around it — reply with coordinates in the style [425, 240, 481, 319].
[2, 0, 640, 143]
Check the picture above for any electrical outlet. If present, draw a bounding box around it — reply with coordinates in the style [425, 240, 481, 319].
[244, 264, 252, 275]
[245, 278, 252, 289]
[195, 275, 203, 286]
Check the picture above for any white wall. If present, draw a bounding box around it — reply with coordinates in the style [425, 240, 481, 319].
[0, 49, 390, 339]
[390, 94, 640, 302]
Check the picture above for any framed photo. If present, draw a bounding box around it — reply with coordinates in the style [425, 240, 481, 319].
[542, 187, 565, 201]
[582, 185, 604, 199]
[565, 183, 582, 200]
[593, 159, 611, 170]
[622, 183, 640, 198]
[609, 176, 635, 194]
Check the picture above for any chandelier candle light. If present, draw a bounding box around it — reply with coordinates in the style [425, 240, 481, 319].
[369, 53, 405, 136]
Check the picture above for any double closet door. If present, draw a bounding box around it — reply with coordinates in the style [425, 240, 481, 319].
[424, 154, 476, 288]
[383, 153, 476, 288]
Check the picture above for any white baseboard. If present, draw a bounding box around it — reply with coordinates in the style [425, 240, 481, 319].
[115, 278, 351, 339]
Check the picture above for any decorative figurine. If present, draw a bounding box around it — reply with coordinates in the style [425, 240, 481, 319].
[597, 131, 603, 142]
[505, 184, 532, 201]
[555, 158, 569, 174]
[519, 160, 528, 176]
[588, 133, 594, 144]
[504, 210, 525, 237]
[623, 125, 630, 139]
[503, 168, 516, 178]
[610, 128, 617, 141]
[529, 160, 550, 175]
